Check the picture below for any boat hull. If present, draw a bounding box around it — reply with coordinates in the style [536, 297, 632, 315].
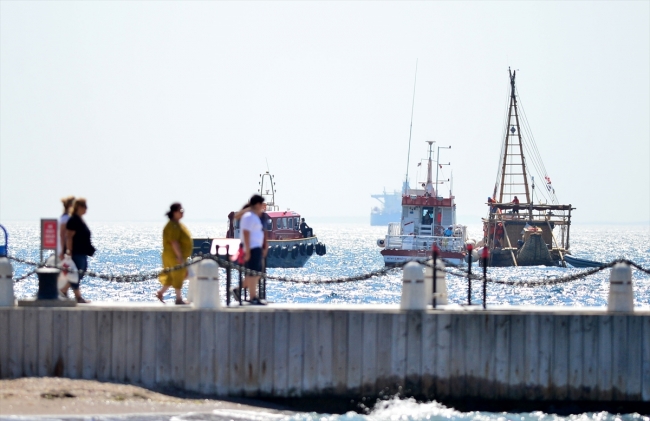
[266, 237, 318, 268]
[564, 255, 604, 268]
[380, 249, 465, 266]
[487, 245, 564, 267]
[192, 237, 319, 269]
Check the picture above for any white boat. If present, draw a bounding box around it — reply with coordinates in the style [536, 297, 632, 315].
[378, 141, 468, 266]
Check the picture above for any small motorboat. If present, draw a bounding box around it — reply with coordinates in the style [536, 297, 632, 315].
[563, 254, 605, 268]
[193, 171, 326, 268]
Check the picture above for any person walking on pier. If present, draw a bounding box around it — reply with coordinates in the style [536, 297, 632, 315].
[157, 203, 193, 305]
[239, 194, 267, 305]
[61, 198, 95, 303]
[58, 196, 75, 260]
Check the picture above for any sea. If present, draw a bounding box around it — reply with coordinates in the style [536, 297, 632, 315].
[2, 221, 650, 421]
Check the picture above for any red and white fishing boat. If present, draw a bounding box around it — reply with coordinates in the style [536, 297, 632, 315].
[377, 141, 467, 266]
[193, 171, 327, 268]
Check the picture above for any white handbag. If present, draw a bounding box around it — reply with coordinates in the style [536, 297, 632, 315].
[46, 255, 80, 288]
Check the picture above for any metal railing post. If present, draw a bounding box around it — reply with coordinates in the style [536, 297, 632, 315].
[432, 244, 439, 308]
[237, 244, 244, 304]
[222, 246, 232, 307]
[467, 243, 473, 305]
[482, 247, 489, 309]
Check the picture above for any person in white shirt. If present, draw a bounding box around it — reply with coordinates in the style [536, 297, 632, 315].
[238, 194, 267, 305]
[58, 196, 75, 260]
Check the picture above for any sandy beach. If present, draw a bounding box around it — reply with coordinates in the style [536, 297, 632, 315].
[0, 377, 293, 418]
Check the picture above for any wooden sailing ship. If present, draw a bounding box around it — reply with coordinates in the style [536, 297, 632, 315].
[482, 69, 574, 267]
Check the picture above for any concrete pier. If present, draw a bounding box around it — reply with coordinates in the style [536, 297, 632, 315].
[1, 304, 649, 410]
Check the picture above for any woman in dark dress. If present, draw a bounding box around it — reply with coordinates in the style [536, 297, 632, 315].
[62, 198, 95, 303]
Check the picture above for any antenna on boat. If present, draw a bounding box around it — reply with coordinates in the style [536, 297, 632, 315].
[259, 168, 278, 211]
[404, 59, 418, 196]
[425, 140, 435, 196]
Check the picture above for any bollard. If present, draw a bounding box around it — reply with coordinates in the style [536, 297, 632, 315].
[425, 258, 448, 306]
[607, 263, 634, 312]
[400, 261, 426, 310]
[186, 257, 201, 303]
[0, 257, 15, 307]
[193, 259, 220, 309]
[36, 267, 61, 300]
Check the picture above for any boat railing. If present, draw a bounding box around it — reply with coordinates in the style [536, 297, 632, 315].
[387, 222, 401, 237]
[385, 234, 464, 252]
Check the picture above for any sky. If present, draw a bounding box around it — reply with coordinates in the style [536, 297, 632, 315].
[1, 1, 649, 227]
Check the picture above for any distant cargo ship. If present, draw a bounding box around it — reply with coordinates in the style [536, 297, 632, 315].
[370, 188, 403, 226]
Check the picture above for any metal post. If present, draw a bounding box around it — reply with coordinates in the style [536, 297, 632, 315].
[261, 256, 267, 300]
[467, 243, 473, 305]
[237, 244, 244, 304]
[432, 244, 439, 308]
[434, 145, 451, 233]
[481, 247, 489, 309]
[223, 246, 231, 307]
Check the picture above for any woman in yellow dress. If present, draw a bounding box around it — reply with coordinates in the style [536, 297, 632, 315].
[156, 203, 193, 304]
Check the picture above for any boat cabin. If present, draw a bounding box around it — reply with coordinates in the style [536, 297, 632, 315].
[400, 191, 457, 236]
[227, 210, 311, 241]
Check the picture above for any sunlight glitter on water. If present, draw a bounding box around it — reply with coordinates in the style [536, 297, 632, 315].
[4, 222, 650, 307]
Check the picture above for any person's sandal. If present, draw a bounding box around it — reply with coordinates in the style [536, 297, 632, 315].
[76, 297, 90, 304]
[155, 291, 165, 303]
[231, 287, 242, 302]
[175, 299, 188, 305]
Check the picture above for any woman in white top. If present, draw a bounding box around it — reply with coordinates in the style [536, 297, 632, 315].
[58, 196, 75, 259]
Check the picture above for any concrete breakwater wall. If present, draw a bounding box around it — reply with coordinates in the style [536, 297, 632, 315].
[1, 306, 649, 407]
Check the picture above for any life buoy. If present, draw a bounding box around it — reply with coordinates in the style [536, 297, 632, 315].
[299, 243, 306, 256]
[291, 246, 298, 259]
[306, 243, 314, 256]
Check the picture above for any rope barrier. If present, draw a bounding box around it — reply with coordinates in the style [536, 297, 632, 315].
[5, 255, 650, 287]
[13, 269, 38, 282]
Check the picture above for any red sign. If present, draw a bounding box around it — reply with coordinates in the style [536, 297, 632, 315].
[41, 219, 58, 250]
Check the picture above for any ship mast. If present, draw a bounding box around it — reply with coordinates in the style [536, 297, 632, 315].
[495, 68, 531, 204]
